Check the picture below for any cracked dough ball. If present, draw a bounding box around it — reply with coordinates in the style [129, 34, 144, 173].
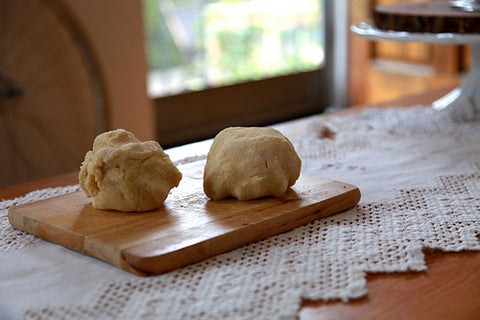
[203, 127, 301, 201]
[79, 129, 182, 212]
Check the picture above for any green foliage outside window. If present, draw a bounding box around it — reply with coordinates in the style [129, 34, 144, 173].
[144, 0, 324, 96]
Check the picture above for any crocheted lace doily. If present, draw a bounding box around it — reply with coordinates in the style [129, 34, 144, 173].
[0, 105, 478, 320]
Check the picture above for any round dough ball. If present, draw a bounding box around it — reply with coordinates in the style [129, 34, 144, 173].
[79, 129, 182, 212]
[203, 127, 301, 200]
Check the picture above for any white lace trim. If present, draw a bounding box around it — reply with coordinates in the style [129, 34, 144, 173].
[1, 105, 478, 320]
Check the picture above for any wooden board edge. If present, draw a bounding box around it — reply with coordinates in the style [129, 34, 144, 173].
[121, 185, 361, 276]
[8, 206, 87, 255]
[7, 198, 125, 270]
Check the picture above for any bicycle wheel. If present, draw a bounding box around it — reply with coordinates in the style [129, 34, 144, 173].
[0, 0, 107, 187]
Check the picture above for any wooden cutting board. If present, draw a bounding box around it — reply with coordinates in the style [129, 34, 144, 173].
[8, 175, 360, 276]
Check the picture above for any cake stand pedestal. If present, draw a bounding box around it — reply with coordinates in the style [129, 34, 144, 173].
[351, 1, 480, 112]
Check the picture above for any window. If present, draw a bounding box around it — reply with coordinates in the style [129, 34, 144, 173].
[143, 0, 335, 147]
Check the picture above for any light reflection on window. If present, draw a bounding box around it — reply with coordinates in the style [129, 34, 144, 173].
[144, 0, 324, 97]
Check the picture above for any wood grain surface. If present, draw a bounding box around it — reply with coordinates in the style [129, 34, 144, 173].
[8, 176, 360, 276]
[373, 1, 480, 33]
[300, 250, 480, 320]
[2, 88, 479, 318]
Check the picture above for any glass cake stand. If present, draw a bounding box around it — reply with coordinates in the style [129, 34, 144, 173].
[351, 21, 480, 112]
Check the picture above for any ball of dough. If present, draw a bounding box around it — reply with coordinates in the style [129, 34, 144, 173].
[79, 129, 182, 212]
[203, 127, 301, 200]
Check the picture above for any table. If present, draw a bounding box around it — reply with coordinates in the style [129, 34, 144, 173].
[1, 88, 479, 319]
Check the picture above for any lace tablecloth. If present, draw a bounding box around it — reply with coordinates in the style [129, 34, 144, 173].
[1, 105, 479, 320]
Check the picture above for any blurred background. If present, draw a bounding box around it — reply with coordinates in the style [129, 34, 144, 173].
[144, 0, 325, 97]
[0, 0, 471, 187]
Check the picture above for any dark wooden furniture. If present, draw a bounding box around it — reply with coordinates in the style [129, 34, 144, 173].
[373, 1, 480, 34]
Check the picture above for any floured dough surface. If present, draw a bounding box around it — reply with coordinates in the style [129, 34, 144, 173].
[203, 127, 301, 200]
[79, 129, 182, 212]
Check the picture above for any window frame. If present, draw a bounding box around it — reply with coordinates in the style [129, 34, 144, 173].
[152, 1, 337, 148]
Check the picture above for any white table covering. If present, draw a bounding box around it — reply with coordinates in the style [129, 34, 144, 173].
[1, 104, 479, 320]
